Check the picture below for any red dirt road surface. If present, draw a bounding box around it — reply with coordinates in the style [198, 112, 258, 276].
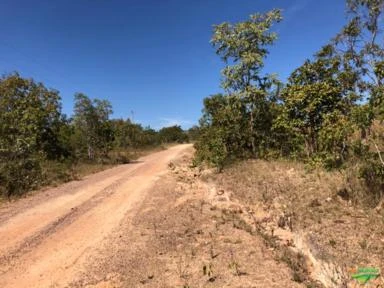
[0, 145, 191, 288]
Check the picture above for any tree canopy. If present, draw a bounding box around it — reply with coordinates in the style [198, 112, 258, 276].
[194, 0, 384, 202]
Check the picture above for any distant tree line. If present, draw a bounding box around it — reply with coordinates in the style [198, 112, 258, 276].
[194, 0, 384, 204]
[0, 74, 190, 197]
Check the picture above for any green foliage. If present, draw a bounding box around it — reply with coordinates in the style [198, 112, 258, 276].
[0, 73, 62, 197]
[336, 0, 384, 117]
[211, 9, 282, 92]
[0, 157, 42, 197]
[0, 73, 170, 197]
[112, 120, 187, 149]
[195, 9, 282, 167]
[73, 93, 114, 160]
[194, 1, 384, 204]
[158, 125, 188, 143]
[277, 51, 356, 164]
[317, 111, 353, 168]
[351, 105, 374, 138]
[196, 94, 248, 165]
[0, 73, 62, 157]
[194, 127, 228, 171]
[186, 125, 200, 142]
[111, 119, 160, 149]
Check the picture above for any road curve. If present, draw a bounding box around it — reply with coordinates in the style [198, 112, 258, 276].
[0, 144, 192, 288]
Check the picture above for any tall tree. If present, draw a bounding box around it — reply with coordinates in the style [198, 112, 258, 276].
[334, 0, 384, 118]
[276, 45, 356, 160]
[73, 93, 113, 160]
[211, 9, 282, 156]
[196, 9, 282, 167]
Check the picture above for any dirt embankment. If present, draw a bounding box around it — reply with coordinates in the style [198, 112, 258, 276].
[212, 160, 384, 288]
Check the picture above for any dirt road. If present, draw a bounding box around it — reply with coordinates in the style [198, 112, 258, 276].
[0, 144, 191, 288]
[0, 144, 307, 288]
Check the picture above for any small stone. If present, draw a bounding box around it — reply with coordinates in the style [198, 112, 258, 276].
[309, 199, 322, 207]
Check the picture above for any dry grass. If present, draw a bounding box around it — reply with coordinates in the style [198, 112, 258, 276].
[0, 145, 168, 203]
[50, 145, 168, 183]
[109, 144, 168, 162]
[209, 159, 384, 286]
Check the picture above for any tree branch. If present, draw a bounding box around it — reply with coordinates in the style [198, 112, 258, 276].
[371, 139, 384, 166]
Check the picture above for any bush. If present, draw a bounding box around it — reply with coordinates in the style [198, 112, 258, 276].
[158, 125, 188, 143]
[194, 128, 228, 171]
[0, 158, 42, 198]
[41, 160, 76, 185]
[359, 156, 384, 204]
[111, 152, 131, 164]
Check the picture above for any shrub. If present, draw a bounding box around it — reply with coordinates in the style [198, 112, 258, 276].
[194, 128, 228, 171]
[0, 158, 42, 198]
[359, 156, 384, 204]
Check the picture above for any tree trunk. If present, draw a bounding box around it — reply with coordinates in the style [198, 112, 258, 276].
[87, 145, 94, 160]
[250, 106, 256, 158]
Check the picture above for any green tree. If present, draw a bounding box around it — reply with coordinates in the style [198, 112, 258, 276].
[0, 73, 63, 196]
[187, 125, 200, 142]
[111, 119, 160, 149]
[195, 9, 282, 168]
[111, 119, 132, 149]
[211, 9, 282, 93]
[276, 46, 357, 164]
[140, 126, 159, 146]
[195, 94, 248, 169]
[334, 0, 384, 119]
[211, 9, 282, 157]
[73, 93, 113, 160]
[158, 125, 188, 143]
[331, 0, 384, 196]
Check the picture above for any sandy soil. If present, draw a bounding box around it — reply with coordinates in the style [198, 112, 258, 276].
[0, 145, 304, 288]
[0, 145, 190, 287]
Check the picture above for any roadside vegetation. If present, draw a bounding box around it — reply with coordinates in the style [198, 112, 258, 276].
[192, 1, 384, 284]
[194, 0, 384, 207]
[0, 74, 190, 198]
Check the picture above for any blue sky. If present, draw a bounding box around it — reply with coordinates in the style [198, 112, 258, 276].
[0, 0, 347, 129]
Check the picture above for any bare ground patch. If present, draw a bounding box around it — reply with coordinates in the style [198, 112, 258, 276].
[70, 153, 304, 288]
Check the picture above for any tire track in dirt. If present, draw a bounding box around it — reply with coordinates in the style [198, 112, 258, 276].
[0, 148, 177, 256]
[0, 166, 140, 254]
[0, 174, 129, 274]
[0, 163, 141, 225]
[0, 144, 191, 288]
